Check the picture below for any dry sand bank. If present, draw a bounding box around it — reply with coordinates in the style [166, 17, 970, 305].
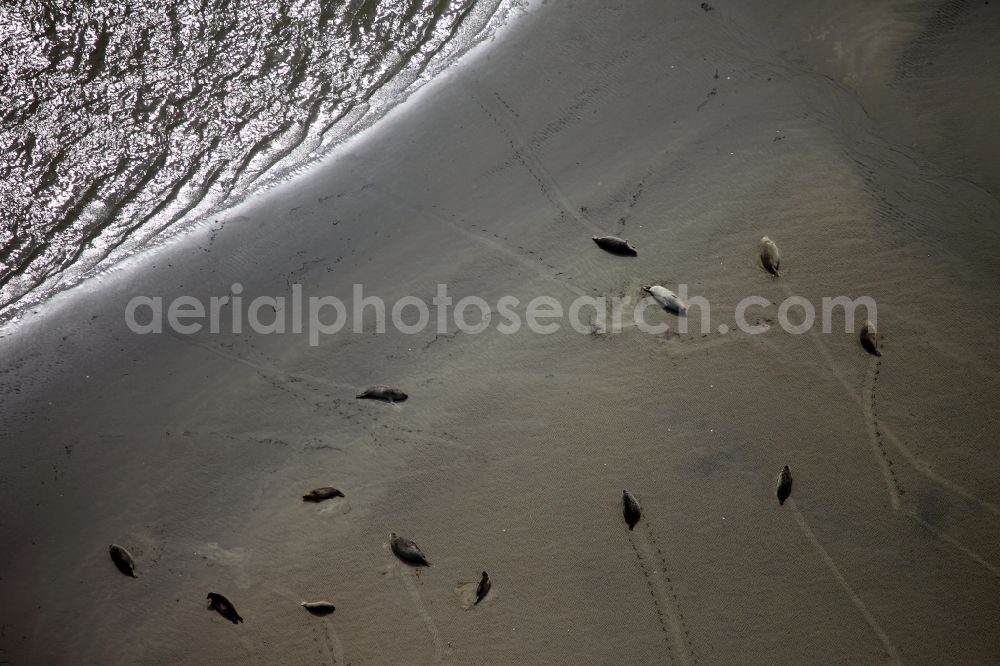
[1, 0, 999, 663]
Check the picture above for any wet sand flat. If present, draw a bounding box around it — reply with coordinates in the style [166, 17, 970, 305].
[2, 0, 1000, 663]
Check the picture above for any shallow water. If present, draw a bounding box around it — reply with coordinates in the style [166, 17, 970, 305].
[0, 0, 513, 322]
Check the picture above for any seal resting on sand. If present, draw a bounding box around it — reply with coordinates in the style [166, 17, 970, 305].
[622, 490, 642, 530]
[643, 285, 687, 314]
[776, 466, 793, 505]
[301, 601, 337, 616]
[860, 320, 881, 356]
[356, 385, 408, 402]
[592, 236, 638, 256]
[759, 236, 781, 276]
[207, 592, 244, 624]
[109, 544, 137, 578]
[475, 572, 491, 605]
[390, 532, 430, 566]
[303, 487, 344, 502]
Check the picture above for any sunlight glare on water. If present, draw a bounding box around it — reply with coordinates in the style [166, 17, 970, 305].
[0, 0, 514, 322]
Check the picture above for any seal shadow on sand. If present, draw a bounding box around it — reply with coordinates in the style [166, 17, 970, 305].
[193, 543, 252, 588]
[380, 542, 446, 663]
[313, 500, 353, 518]
[453, 579, 494, 610]
[627, 521, 698, 666]
[270, 585, 347, 664]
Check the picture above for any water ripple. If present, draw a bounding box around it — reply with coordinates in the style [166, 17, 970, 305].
[0, 0, 516, 322]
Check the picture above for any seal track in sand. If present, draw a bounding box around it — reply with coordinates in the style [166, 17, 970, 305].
[614, 169, 652, 233]
[864, 354, 904, 511]
[775, 284, 998, 517]
[399, 567, 447, 664]
[237, 636, 259, 666]
[469, 85, 604, 235]
[321, 622, 346, 665]
[908, 512, 1000, 580]
[790, 502, 901, 664]
[165, 329, 356, 393]
[272, 585, 346, 664]
[628, 537, 675, 659]
[860, 347, 1000, 574]
[878, 422, 1000, 519]
[647, 528, 699, 665]
[776, 283, 900, 509]
[366, 184, 589, 299]
[628, 525, 693, 666]
[442, 220, 589, 298]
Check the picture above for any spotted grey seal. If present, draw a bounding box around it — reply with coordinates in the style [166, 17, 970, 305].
[390, 532, 430, 566]
[776, 466, 792, 505]
[860, 320, 881, 357]
[643, 285, 687, 314]
[303, 487, 344, 502]
[207, 592, 244, 624]
[475, 572, 491, 605]
[622, 490, 642, 530]
[109, 544, 137, 578]
[356, 385, 408, 402]
[592, 236, 638, 256]
[301, 601, 337, 616]
[759, 236, 781, 276]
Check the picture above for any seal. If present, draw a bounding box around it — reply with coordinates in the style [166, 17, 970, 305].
[356, 385, 408, 402]
[592, 235, 638, 256]
[390, 532, 431, 566]
[759, 236, 781, 276]
[207, 592, 244, 624]
[109, 544, 137, 578]
[303, 487, 345, 502]
[643, 285, 687, 314]
[776, 466, 792, 505]
[475, 572, 491, 605]
[622, 490, 642, 530]
[860, 320, 881, 356]
[301, 601, 337, 616]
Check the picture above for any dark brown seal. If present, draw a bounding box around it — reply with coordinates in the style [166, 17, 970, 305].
[390, 532, 430, 566]
[622, 490, 642, 530]
[776, 466, 792, 505]
[592, 235, 638, 257]
[207, 592, 244, 624]
[303, 487, 344, 502]
[109, 544, 137, 578]
[475, 572, 491, 605]
[860, 320, 881, 356]
[356, 385, 408, 402]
